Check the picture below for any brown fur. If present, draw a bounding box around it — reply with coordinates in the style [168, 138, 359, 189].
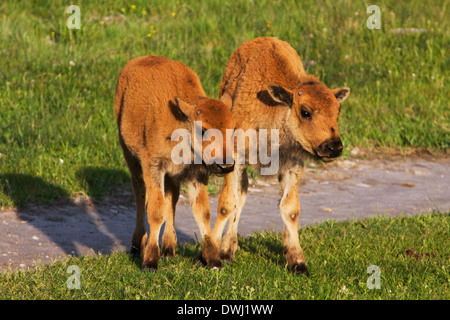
[115, 55, 235, 270]
[212, 37, 350, 274]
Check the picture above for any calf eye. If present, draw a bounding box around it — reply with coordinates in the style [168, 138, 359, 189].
[301, 109, 311, 119]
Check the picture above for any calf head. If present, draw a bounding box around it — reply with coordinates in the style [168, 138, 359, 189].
[174, 97, 236, 174]
[267, 79, 350, 163]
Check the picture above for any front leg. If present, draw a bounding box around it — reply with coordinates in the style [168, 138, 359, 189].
[278, 164, 309, 275]
[187, 179, 222, 269]
[211, 165, 241, 251]
[219, 166, 248, 262]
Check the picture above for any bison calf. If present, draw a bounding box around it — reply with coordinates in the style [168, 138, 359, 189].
[213, 37, 350, 275]
[114, 56, 235, 270]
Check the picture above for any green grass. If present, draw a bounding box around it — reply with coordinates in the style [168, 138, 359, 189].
[0, 0, 448, 206]
[1, 213, 448, 299]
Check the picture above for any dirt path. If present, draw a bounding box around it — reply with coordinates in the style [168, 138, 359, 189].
[1, 157, 449, 272]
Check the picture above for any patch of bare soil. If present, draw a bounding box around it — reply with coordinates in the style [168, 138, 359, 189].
[401, 247, 437, 260]
[1, 156, 449, 272]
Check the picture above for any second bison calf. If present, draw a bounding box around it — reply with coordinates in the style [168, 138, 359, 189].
[114, 55, 235, 270]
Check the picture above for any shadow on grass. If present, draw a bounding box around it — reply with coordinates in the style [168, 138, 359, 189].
[1, 170, 196, 268]
[76, 166, 130, 199]
[0, 167, 131, 207]
[0, 171, 132, 256]
[0, 173, 69, 207]
[239, 233, 286, 268]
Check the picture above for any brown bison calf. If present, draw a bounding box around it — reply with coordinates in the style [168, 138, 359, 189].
[212, 37, 350, 275]
[114, 56, 235, 270]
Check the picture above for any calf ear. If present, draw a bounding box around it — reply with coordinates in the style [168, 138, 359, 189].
[332, 87, 350, 103]
[173, 97, 194, 120]
[220, 92, 233, 109]
[267, 84, 293, 107]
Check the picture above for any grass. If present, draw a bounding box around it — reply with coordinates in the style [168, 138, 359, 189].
[0, 0, 448, 207]
[1, 213, 448, 300]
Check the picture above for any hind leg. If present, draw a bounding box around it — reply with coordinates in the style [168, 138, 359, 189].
[141, 168, 167, 270]
[161, 176, 179, 257]
[120, 138, 147, 255]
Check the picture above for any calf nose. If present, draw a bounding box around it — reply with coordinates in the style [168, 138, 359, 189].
[326, 137, 343, 157]
[216, 162, 235, 174]
[318, 137, 343, 159]
[217, 157, 235, 169]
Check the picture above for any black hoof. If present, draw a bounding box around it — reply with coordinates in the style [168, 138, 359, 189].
[219, 251, 234, 263]
[141, 260, 158, 271]
[161, 245, 176, 257]
[130, 246, 141, 255]
[196, 252, 207, 266]
[210, 259, 223, 270]
[196, 252, 222, 270]
[130, 246, 141, 257]
[292, 262, 309, 276]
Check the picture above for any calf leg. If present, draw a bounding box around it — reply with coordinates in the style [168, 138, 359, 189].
[279, 165, 309, 275]
[211, 165, 243, 251]
[141, 169, 167, 271]
[219, 168, 248, 262]
[131, 173, 147, 255]
[161, 176, 179, 257]
[119, 138, 147, 255]
[187, 179, 222, 268]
